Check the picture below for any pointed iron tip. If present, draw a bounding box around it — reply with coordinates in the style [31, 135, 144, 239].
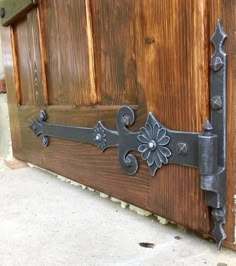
[203, 120, 213, 131]
[216, 240, 223, 250]
[216, 19, 227, 38]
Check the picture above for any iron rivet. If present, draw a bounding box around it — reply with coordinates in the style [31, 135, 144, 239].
[210, 56, 223, 72]
[39, 110, 47, 121]
[177, 143, 188, 155]
[148, 140, 157, 150]
[95, 134, 102, 142]
[125, 157, 132, 167]
[211, 96, 223, 110]
[0, 8, 5, 18]
[42, 136, 49, 147]
[122, 115, 130, 126]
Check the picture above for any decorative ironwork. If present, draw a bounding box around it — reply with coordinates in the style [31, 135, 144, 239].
[137, 113, 171, 176]
[30, 21, 227, 249]
[93, 122, 107, 151]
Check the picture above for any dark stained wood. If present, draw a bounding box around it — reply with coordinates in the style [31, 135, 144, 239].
[91, 0, 146, 106]
[14, 18, 33, 105]
[18, 106, 151, 210]
[208, 0, 236, 249]
[135, 0, 210, 233]
[39, 0, 96, 106]
[2, 0, 236, 251]
[13, 9, 45, 105]
[0, 0, 37, 26]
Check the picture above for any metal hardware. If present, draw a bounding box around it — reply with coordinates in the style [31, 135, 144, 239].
[0, 0, 38, 26]
[0, 8, 5, 18]
[30, 21, 227, 249]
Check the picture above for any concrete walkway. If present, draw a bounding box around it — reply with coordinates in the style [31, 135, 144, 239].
[0, 160, 235, 266]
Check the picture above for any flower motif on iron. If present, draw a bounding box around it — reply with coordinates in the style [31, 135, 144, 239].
[93, 121, 107, 151]
[137, 113, 171, 176]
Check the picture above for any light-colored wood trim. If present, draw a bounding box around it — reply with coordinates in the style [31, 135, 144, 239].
[85, 0, 97, 104]
[10, 27, 21, 105]
[37, 7, 48, 105]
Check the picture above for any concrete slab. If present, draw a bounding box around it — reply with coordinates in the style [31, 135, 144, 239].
[0, 165, 235, 266]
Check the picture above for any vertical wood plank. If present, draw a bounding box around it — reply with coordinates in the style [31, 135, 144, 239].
[135, 0, 210, 233]
[37, 8, 48, 105]
[91, 0, 145, 106]
[14, 17, 35, 105]
[13, 8, 45, 106]
[85, 0, 97, 105]
[10, 27, 21, 105]
[39, 0, 95, 106]
[26, 8, 46, 106]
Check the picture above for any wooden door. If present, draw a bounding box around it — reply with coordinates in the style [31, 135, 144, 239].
[1, 0, 236, 251]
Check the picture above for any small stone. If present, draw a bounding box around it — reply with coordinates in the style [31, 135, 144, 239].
[155, 215, 169, 225]
[100, 192, 109, 198]
[120, 201, 128, 209]
[111, 197, 120, 203]
[87, 187, 95, 192]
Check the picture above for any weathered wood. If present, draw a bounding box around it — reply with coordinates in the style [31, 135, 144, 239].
[0, 0, 37, 26]
[38, 0, 95, 105]
[2, 0, 236, 251]
[18, 106, 150, 210]
[90, 0, 145, 106]
[135, 0, 210, 233]
[13, 9, 44, 105]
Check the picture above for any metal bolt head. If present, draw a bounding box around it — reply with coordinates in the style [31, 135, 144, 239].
[42, 136, 49, 147]
[39, 110, 47, 121]
[122, 115, 130, 126]
[211, 96, 223, 110]
[125, 157, 132, 167]
[95, 134, 102, 142]
[148, 140, 157, 151]
[177, 142, 188, 155]
[0, 8, 5, 18]
[210, 56, 223, 72]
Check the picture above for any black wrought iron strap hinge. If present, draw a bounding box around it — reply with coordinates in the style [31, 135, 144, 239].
[30, 21, 227, 249]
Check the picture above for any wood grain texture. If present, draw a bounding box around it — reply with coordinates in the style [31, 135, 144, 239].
[208, 0, 236, 249]
[91, 0, 146, 106]
[14, 8, 45, 105]
[135, 0, 210, 233]
[18, 106, 151, 210]
[39, 0, 95, 106]
[3, 0, 236, 250]
[37, 8, 48, 105]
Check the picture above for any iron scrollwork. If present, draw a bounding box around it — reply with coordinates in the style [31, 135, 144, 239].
[30, 21, 227, 249]
[137, 113, 171, 176]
